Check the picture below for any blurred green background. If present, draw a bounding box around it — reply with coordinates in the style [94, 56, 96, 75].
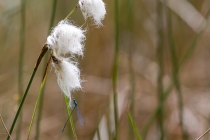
[1, 0, 210, 140]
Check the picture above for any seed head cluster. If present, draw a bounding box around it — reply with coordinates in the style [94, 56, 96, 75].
[79, 0, 106, 26]
[46, 0, 106, 107]
[47, 20, 85, 57]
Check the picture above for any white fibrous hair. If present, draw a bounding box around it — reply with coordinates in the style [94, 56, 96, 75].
[79, 0, 106, 26]
[47, 20, 86, 56]
[52, 58, 81, 107]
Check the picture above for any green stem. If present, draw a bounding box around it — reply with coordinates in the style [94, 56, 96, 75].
[6, 45, 48, 140]
[64, 96, 77, 140]
[35, 1, 57, 139]
[18, 0, 26, 98]
[127, 0, 134, 118]
[27, 56, 51, 140]
[27, 73, 47, 140]
[167, 7, 188, 140]
[64, 6, 77, 20]
[97, 126, 101, 140]
[97, 109, 101, 140]
[157, 1, 164, 139]
[7, 69, 36, 140]
[16, 0, 26, 139]
[127, 0, 135, 138]
[113, 0, 119, 139]
[127, 112, 142, 140]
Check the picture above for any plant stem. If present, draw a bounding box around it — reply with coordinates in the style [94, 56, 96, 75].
[35, 1, 57, 139]
[113, 0, 119, 139]
[141, 84, 173, 139]
[157, 1, 164, 139]
[64, 6, 77, 20]
[0, 114, 14, 140]
[64, 96, 77, 140]
[127, 0, 135, 139]
[16, 0, 26, 139]
[18, 0, 26, 101]
[127, 112, 142, 140]
[26, 57, 51, 140]
[126, 0, 134, 118]
[197, 128, 210, 140]
[167, 7, 188, 140]
[97, 109, 101, 140]
[6, 45, 48, 140]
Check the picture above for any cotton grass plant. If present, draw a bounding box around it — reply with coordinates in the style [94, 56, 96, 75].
[6, 1, 106, 140]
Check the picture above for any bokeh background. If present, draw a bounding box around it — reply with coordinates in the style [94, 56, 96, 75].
[1, 0, 210, 140]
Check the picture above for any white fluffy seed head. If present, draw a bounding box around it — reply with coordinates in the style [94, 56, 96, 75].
[52, 58, 81, 107]
[79, 0, 106, 26]
[47, 20, 86, 56]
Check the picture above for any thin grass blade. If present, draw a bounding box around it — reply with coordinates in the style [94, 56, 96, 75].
[127, 112, 142, 140]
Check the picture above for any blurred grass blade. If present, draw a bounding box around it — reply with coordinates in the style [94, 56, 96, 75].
[35, 0, 57, 139]
[27, 57, 51, 140]
[197, 128, 210, 140]
[97, 109, 101, 140]
[97, 127, 101, 140]
[27, 76, 47, 140]
[165, 0, 206, 33]
[156, 1, 164, 139]
[127, 112, 142, 140]
[64, 96, 77, 140]
[167, 6, 188, 140]
[0, 114, 14, 140]
[16, 0, 26, 139]
[126, 0, 135, 138]
[113, 0, 119, 139]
